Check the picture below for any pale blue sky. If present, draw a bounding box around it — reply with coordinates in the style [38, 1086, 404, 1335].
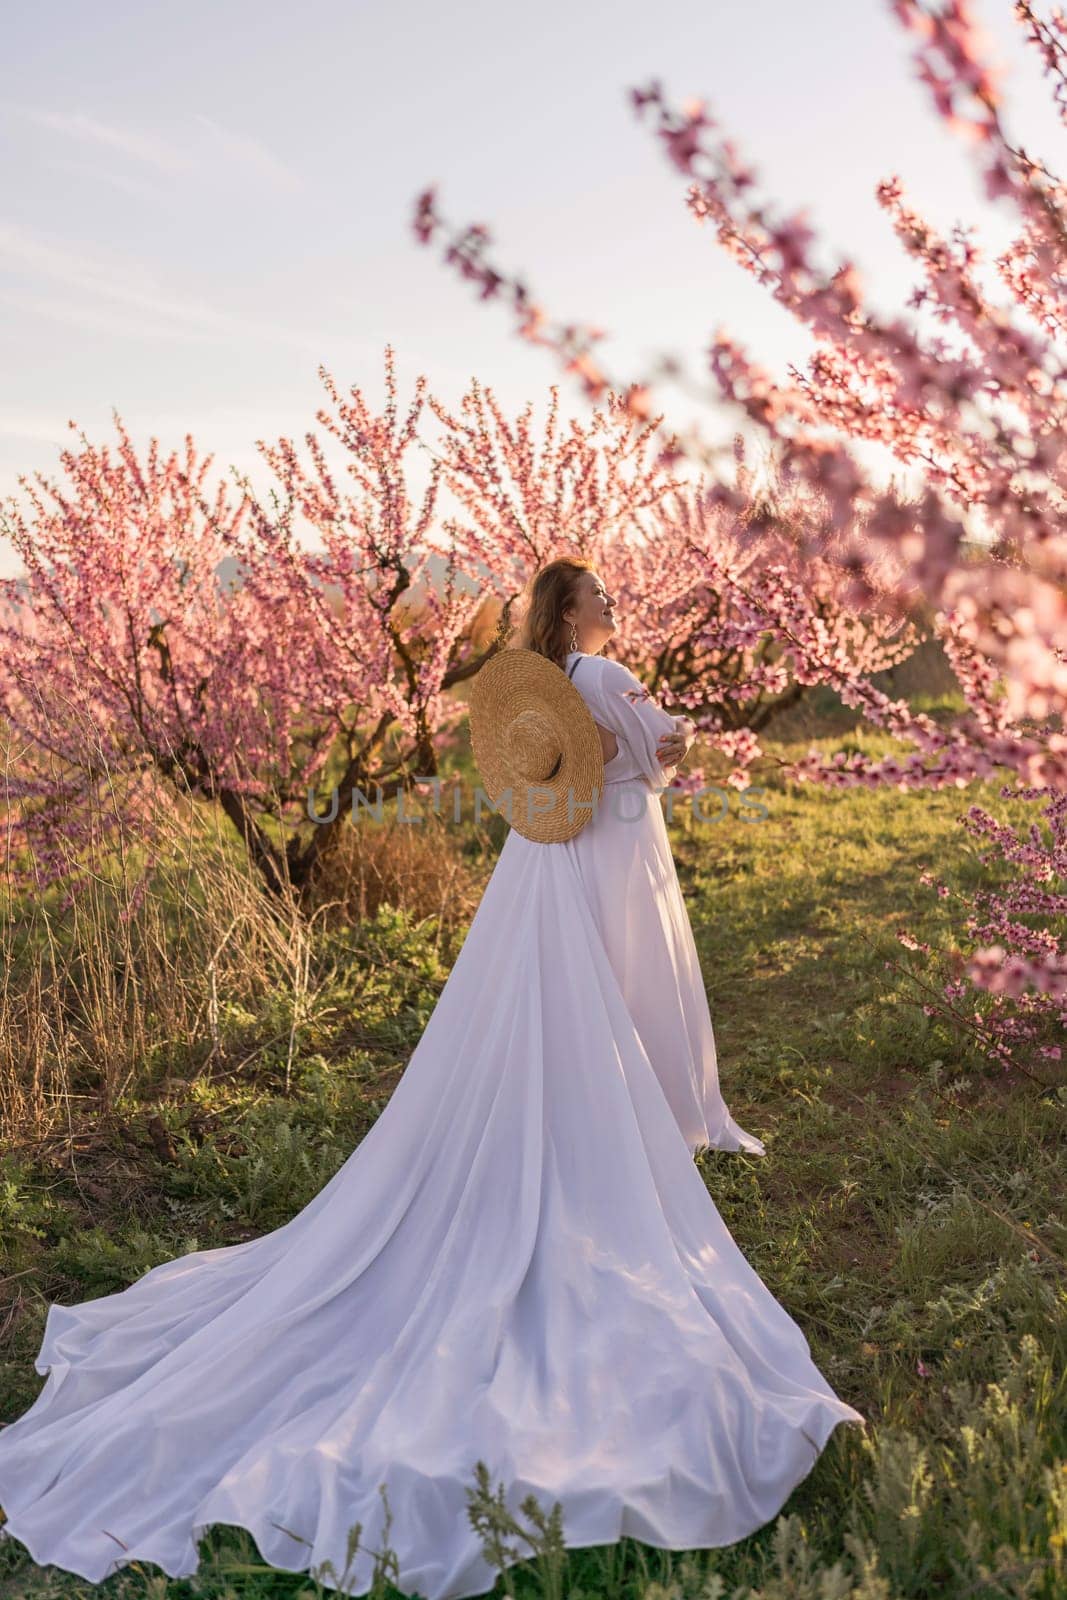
[1, 1, 1062, 576]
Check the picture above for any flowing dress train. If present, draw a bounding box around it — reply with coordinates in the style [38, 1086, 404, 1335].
[0, 649, 865, 1600]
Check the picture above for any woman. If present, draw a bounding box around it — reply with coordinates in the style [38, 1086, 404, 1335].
[516, 558, 766, 1158]
[0, 556, 865, 1600]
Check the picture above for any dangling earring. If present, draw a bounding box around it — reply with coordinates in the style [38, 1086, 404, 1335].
[568, 621, 579, 652]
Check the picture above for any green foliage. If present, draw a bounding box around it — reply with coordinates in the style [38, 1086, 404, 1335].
[459, 1334, 1064, 1599]
[47, 1223, 198, 1294]
[0, 722, 1063, 1599]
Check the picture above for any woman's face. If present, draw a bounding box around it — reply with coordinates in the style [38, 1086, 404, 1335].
[564, 569, 617, 654]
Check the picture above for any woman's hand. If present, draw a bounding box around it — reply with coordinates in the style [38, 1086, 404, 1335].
[656, 716, 695, 768]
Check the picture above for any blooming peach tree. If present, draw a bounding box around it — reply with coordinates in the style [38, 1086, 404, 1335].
[432, 384, 925, 789]
[0, 353, 490, 902]
[412, 0, 1067, 1074]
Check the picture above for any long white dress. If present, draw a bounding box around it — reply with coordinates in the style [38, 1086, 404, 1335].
[0, 648, 866, 1600]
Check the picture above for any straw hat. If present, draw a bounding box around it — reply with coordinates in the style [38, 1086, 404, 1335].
[468, 648, 604, 843]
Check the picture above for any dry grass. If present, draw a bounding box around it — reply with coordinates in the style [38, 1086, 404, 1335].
[0, 660, 1065, 1599]
[302, 801, 483, 934]
[0, 758, 478, 1148]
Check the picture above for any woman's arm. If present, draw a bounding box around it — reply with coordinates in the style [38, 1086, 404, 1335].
[588, 656, 689, 790]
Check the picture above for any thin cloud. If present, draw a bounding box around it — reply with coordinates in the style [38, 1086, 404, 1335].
[45, 157, 165, 202]
[192, 113, 301, 192]
[0, 222, 223, 330]
[19, 105, 301, 192]
[22, 109, 194, 175]
[0, 285, 220, 345]
[0, 223, 325, 352]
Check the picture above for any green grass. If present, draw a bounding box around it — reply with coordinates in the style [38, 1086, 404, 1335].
[0, 697, 1064, 1599]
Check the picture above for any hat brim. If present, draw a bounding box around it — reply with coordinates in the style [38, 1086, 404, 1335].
[468, 649, 605, 843]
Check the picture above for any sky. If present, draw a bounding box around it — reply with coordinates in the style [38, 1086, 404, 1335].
[2, 0, 1064, 577]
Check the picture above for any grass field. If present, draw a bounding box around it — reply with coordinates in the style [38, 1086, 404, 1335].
[1, 678, 1064, 1599]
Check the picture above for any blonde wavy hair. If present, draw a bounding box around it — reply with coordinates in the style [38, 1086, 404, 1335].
[508, 556, 594, 671]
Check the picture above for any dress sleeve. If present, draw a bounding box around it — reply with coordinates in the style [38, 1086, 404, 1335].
[588, 656, 683, 792]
